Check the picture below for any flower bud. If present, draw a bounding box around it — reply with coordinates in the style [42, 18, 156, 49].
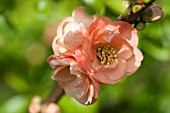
[142, 4, 164, 23]
[136, 21, 146, 31]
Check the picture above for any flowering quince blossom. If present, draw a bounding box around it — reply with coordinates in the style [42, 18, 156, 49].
[48, 6, 143, 105]
[86, 17, 143, 84]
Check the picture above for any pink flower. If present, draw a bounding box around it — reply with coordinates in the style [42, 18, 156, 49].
[48, 6, 99, 105]
[48, 6, 143, 105]
[83, 17, 143, 84]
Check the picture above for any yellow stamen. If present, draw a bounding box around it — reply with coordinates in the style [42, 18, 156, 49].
[96, 45, 117, 65]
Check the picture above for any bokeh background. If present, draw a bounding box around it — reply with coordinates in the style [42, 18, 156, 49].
[0, 0, 170, 113]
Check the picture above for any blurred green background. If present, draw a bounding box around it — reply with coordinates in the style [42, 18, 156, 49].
[0, 0, 170, 113]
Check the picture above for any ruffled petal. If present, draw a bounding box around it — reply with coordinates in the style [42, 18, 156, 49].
[111, 21, 138, 46]
[82, 39, 93, 60]
[89, 17, 113, 34]
[92, 58, 118, 71]
[90, 77, 100, 99]
[56, 67, 90, 99]
[75, 91, 97, 105]
[110, 36, 133, 60]
[52, 36, 67, 54]
[125, 47, 143, 76]
[75, 77, 99, 105]
[63, 30, 85, 50]
[72, 6, 97, 29]
[90, 58, 126, 84]
[82, 57, 94, 73]
[53, 66, 76, 81]
[56, 17, 74, 38]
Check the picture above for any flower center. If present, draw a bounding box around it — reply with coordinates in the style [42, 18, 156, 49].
[96, 45, 117, 65]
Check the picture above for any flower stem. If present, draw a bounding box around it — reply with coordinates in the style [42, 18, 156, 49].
[42, 83, 64, 104]
[117, 0, 156, 23]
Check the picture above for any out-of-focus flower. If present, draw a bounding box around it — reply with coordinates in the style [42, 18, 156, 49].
[48, 6, 143, 105]
[29, 96, 61, 113]
[29, 96, 41, 113]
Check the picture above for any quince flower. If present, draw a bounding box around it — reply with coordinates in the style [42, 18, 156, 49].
[84, 17, 143, 84]
[48, 6, 143, 105]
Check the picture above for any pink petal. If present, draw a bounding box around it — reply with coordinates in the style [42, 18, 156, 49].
[92, 58, 118, 71]
[52, 65, 66, 79]
[59, 57, 85, 76]
[75, 79, 99, 105]
[49, 55, 85, 77]
[52, 36, 67, 54]
[57, 68, 90, 99]
[82, 57, 94, 73]
[74, 47, 83, 63]
[82, 39, 94, 60]
[125, 47, 143, 76]
[90, 58, 126, 84]
[48, 55, 58, 68]
[110, 36, 133, 60]
[111, 21, 138, 46]
[89, 18, 138, 46]
[93, 31, 109, 48]
[53, 66, 76, 82]
[72, 6, 97, 29]
[56, 17, 74, 38]
[90, 77, 100, 98]
[63, 30, 85, 50]
[86, 85, 94, 104]
[90, 29, 100, 46]
[74, 74, 91, 98]
[75, 94, 97, 105]
[89, 17, 112, 34]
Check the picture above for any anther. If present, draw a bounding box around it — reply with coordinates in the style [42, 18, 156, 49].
[96, 44, 117, 65]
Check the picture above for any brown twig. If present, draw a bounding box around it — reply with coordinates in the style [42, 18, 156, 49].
[42, 83, 64, 104]
[117, 0, 156, 23]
